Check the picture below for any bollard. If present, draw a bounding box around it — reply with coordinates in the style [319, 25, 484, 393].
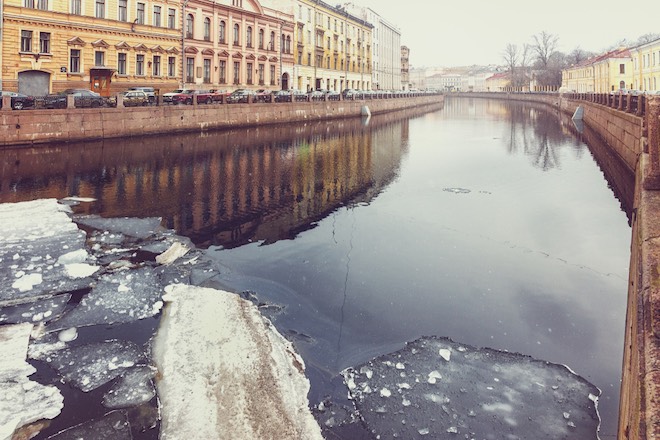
[67, 94, 75, 109]
[643, 97, 660, 189]
[626, 94, 634, 113]
[637, 95, 645, 117]
[116, 93, 124, 108]
[1, 95, 11, 111]
[618, 92, 624, 110]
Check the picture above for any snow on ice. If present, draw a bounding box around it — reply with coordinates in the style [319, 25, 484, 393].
[0, 323, 63, 439]
[340, 336, 601, 440]
[45, 410, 132, 440]
[75, 216, 163, 239]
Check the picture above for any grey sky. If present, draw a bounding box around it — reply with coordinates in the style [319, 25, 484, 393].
[356, 0, 660, 67]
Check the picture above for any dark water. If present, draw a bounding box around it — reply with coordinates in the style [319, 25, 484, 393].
[0, 98, 631, 438]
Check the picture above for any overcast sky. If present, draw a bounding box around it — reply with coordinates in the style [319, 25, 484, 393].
[355, 0, 660, 68]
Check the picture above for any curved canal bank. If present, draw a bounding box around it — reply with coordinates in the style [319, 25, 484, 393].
[0, 94, 444, 147]
[455, 92, 657, 440]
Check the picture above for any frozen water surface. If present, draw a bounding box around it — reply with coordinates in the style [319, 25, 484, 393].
[0, 200, 92, 306]
[46, 410, 132, 440]
[47, 267, 164, 331]
[102, 365, 157, 409]
[0, 294, 71, 324]
[341, 337, 600, 440]
[75, 216, 163, 239]
[45, 340, 148, 392]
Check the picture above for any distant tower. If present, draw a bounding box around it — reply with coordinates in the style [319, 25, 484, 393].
[401, 46, 410, 90]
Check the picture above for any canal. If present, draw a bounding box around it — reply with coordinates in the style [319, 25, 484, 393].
[0, 97, 631, 439]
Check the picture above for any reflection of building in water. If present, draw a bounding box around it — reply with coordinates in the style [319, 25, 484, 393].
[0, 108, 426, 248]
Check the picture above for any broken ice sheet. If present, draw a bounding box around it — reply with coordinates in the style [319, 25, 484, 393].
[75, 215, 163, 239]
[102, 365, 157, 409]
[0, 294, 71, 325]
[341, 336, 601, 440]
[46, 410, 131, 440]
[45, 340, 148, 392]
[47, 267, 164, 331]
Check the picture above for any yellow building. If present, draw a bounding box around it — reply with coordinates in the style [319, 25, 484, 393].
[485, 72, 510, 92]
[630, 38, 660, 92]
[2, 0, 182, 96]
[266, 0, 372, 92]
[562, 48, 633, 93]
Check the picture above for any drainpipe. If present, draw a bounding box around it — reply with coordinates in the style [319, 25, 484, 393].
[181, 0, 189, 88]
[0, 0, 3, 91]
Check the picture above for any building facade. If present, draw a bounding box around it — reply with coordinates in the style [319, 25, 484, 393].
[182, 0, 294, 91]
[2, 0, 184, 96]
[630, 38, 660, 92]
[338, 3, 401, 90]
[561, 48, 633, 93]
[265, 0, 372, 92]
[400, 45, 409, 90]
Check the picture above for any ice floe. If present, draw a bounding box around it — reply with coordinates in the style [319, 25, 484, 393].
[75, 216, 163, 239]
[340, 336, 601, 439]
[0, 294, 71, 325]
[45, 410, 132, 440]
[102, 365, 157, 409]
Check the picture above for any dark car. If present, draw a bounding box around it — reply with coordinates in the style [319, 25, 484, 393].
[1, 91, 35, 110]
[226, 89, 257, 104]
[44, 89, 106, 109]
[272, 90, 292, 102]
[255, 89, 273, 103]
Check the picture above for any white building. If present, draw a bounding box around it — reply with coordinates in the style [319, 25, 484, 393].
[339, 3, 401, 90]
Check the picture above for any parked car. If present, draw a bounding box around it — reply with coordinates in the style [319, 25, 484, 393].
[342, 89, 359, 99]
[0, 91, 35, 110]
[107, 90, 149, 107]
[226, 89, 257, 104]
[209, 89, 232, 102]
[127, 86, 156, 104]
[255, 89, 273, 102]
[162, 89, 189, 104]
[291, 89, 308, 101]
[44, 89, 106, 109]
[308, 90, 325, 100]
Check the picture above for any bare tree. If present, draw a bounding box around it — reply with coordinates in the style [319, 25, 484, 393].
[532, 31, 558, 69]
[636, 33, 660, 45]
[566, 47, 594, 66]
[502, 43, 519, 88]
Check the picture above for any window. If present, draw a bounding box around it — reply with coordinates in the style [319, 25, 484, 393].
[186, 14, 194, 39]
[20, 31, 32, 53]
[168, 57, 176, 77]
[118, 53, 127, 75]
[246, 27, 252, 48]
[247, 62, 253, 84]
[39, 32, 50, 53]
[137, 3, 145, 25]
[233, 24, 240, 45]
[281, 34, 285, 53]
[219, 60, 226, 83]
[203, 59, 211, 83]
[269, 65, 275, 85]
[204, 18, 211, 41]
[168, 8, 176, 29]
[71, 0, 81, 15]
[186, 57, 194, 82]
[136, 54, 145, 75]
[232, 0, 243, 6]
[219, 21, 226, 44]
[95, 51, 105, 66]
[95, 0, 105, 18]
[269, 32, 275, 50]
[286, 36, 291, 53]
[152, 55, 161, 76]
[153, 6, 162, 27]
[118, 0, 127, 21]
[70, 49, 81, 73]
[258, 29, 264, 49]
[233, 61, 240, 84]
[25, 0, 48, 10]
[620, 64, 625, 74]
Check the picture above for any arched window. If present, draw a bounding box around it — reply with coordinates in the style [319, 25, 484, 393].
[186, 14, 194, 39]
[233, 23, 240, 45]
[269, 31, 275, 50]
[219, 20, 226, 44]
[258, 29, 264, 49]
[286, 35, 291, 54]
[204, 17, 211, 41]
[246, 26, 253, 48]
[281, 34, 285, 53]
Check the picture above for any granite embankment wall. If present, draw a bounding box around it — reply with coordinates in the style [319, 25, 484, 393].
[459, 92, 654, 440]
[0, 95, 443, 146]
